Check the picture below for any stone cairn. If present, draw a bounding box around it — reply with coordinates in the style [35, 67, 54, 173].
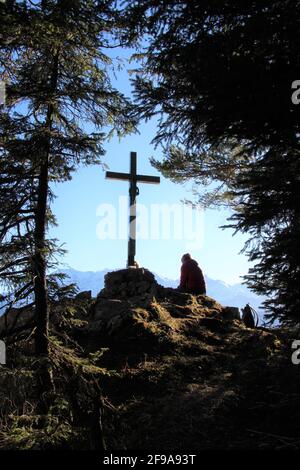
[90, 268, 241, 333]
[98, 267, 160, 299]
[90, 268, 163, 333]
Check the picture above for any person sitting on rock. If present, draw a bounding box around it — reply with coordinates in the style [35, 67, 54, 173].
[179, 253, 206, 295]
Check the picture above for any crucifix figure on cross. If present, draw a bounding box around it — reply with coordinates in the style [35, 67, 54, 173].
[106, 152, 160, 268]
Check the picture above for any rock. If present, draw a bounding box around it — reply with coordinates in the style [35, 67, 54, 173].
[97, 268, 158, 300]
[91, 268, 161, 336]
[89, 268, 227, 340]
[86, 267, 252, 358]
[76, 290, 92, 301]
[93, 299, 128, 322]
[0, 307, 34, 336]
[93, 299, 132, 335]
[221, 306, 241, 321]
[199, 317, 224, 331]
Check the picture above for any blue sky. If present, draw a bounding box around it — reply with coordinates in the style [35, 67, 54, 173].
[49, 48, 252, 284]
[50, 120, 251, 284]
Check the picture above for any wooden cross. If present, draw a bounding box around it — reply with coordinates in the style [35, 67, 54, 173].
[106, 151, 160, 268]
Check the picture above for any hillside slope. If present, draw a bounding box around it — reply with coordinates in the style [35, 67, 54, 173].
[84, 268, 300, 450]
[0, 268, 299, 450]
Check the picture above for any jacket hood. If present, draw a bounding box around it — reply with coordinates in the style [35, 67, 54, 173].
[184, 258, 198, 267]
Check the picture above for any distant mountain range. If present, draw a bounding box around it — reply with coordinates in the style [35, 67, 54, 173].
[60, 267, 266, 321]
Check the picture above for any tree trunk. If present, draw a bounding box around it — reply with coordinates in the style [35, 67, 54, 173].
[33, 52, 59, 360]
[33, 156, 50, 356]
[33, 52, 59, 408]
[33, 144, 55, 408]
[89, 395, 106, 451]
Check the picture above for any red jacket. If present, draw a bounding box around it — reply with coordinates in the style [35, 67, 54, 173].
[180, 259, 206, 294]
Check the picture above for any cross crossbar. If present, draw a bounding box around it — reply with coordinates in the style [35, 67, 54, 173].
[106, 171, 160, 184]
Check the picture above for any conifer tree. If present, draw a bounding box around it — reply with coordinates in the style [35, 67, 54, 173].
[0, 0, 136, 355]
[125, 0, 300, 323]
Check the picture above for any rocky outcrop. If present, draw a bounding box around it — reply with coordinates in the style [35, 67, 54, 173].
[88, 268, 242, 340]
[0, 306, 34, 338]
[82, 269, 295, 451]
[75, 290, 92, 301]
[0, 267, 297, 451]
[0, 268, 243, 340]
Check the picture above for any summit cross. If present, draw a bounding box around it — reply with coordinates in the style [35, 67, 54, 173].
[106, 151, 160, 267]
